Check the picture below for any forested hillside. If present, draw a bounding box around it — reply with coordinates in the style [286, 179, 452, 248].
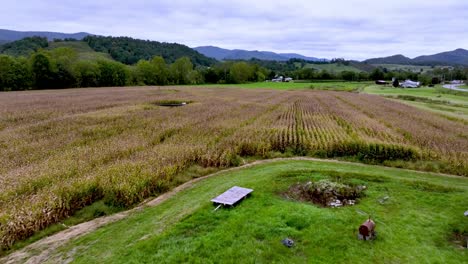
[0, 36, 48, 56]
[84, 36, 217, 66]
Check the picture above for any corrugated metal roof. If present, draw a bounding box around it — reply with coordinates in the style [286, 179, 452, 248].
[211, 186, 253, 206]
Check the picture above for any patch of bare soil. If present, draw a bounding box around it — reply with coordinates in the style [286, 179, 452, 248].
[452, 231, 468, 249]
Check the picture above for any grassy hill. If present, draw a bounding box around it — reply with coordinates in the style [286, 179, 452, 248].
[1, 35, 218, 67]
[373, 64, 435, 73]
[304, 62, 363, 73]
[47, 41, 112, 61]
[9, 160, 466, 263]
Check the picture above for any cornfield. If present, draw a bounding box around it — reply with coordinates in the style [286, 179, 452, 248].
[0, 86, 466, 250]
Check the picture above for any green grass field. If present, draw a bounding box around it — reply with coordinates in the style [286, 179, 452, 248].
[50, 160, 467, 263]
[304, 63, 363, 73]
[373, 64, 434, 73]
[199, 81, 372, 91]
[364, 85, 468, 121]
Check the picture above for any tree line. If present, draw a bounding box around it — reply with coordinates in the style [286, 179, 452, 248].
[0, 47, 273, 91]
[1, 38, 467, 91]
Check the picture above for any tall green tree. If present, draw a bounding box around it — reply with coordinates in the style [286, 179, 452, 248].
[97, 60, 128, 87]
[170, 57, 193, 85]
[31, 52, 55, 89]
[136, 60, 156, 85]
[341, 71, 356, 81]
[369, 68, 385, 80]
[229, 62, 254, 83]
[74, 60, 100, 87]
[151, 56, 169, 85]
[134, 56, 169, 85]
[0, 55, 31, 91]
[50, 47, 79, 88]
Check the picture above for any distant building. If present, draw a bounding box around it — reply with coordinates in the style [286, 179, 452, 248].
[272, 76, 293, 82]
[272, 76, 283, 82]
[400, 80, 421, 88]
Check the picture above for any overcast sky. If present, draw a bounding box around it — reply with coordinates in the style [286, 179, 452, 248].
[2, 0, 467, 60]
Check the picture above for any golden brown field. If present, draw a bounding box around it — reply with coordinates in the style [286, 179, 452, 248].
[0, 86, 467, 249]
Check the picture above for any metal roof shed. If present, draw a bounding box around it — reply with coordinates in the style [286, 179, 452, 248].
[211, 186, 253, 208]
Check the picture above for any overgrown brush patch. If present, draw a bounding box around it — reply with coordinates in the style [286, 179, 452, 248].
[284, 179, 366, 207]
[0, 86, 467, 251]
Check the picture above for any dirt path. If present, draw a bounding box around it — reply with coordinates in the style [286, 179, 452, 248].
[1, 157, 464, 264]
[442, 83, 468, 92]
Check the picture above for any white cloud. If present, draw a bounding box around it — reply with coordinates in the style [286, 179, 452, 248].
[2, 0, 467, 60]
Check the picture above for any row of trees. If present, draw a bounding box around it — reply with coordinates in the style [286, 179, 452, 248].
[2, 47, 467, 91]
[0, 47, 273, 91]
[368, 67, 468, 85]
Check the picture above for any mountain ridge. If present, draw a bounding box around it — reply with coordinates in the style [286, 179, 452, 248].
[0, 29, 91, 42]
[194, 45, 327, 62]
[364, 49, 468, 65]
[2, 29, 467, 65]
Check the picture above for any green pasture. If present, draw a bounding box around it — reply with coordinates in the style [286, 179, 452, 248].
[364, 85, 468, 120]
[199, 81, 372, 91]
[54, 160, 467, 263]
[304, 63, 363, 73]
[48, 41, 112, 61]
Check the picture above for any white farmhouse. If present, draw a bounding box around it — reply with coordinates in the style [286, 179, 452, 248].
[400, 80, 421, 88]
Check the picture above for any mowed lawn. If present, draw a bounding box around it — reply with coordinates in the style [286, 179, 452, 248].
[54, 160, 468, 263]
[364, 85, 468, 120]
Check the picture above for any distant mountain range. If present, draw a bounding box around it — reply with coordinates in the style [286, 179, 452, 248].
[194, 46, 327, 62]
[0, 29, 91, 42]
[364, 49, 468, 66]
[2, 29, 468, 66]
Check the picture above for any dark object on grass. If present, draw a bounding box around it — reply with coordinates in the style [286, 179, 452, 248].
[358, 219, 376, 241]
[153, 100, 190, 107]
[392, 78, 399, 87]
[375, 80, 388, 85]
[282, 238, 294, 247]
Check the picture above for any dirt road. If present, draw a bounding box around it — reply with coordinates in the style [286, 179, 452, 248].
[442, 83, 468, 92]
